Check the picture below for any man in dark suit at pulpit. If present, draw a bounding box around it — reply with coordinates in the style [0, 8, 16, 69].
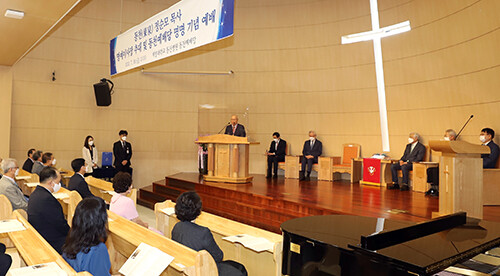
[224, 115, 246, 137]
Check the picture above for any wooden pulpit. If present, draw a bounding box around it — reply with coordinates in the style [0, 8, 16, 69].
[196, 134, 258, 184]
[429, 140, 490, 219]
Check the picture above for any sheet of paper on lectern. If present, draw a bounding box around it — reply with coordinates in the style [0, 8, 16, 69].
[0, 219, 26, 234]
[119, 242, 174, 276]
[222, 234, 274, 252]
[7, 262, 67, 276]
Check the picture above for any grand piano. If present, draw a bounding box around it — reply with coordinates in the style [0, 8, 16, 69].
[282, 212, 500, 275]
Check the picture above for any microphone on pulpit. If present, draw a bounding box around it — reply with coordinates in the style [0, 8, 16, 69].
[455, 115, 474, 140]
[218, 122, 231, 134]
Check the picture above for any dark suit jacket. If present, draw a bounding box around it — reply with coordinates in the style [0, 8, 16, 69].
[224, 124, 246, 137]
[269, 139, 287, 158]
[68, 173, 94, 199]
[0, 243, 11, 276]
[172, 221, 243, 276]
[302, 139, 323, 162]
[482, 140, 500, 168]
[28, 185, 70, 254]
[22, 158, 34, 173]
[400, 142, 426, 163]
[113, 140, 132, 169]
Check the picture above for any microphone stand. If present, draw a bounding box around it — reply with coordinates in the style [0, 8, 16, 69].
[455, 115, 474, 139]
[218, 122, 230, 134]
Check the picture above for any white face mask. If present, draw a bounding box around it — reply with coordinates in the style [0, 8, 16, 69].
[52, 159, 57, 165]
[121, 136, 127, 141]
[408, 138, 415, 144]
[89, 140, 94, 146]
[14, 168, 19, 177]
[443, 136, 450, 141]
[52, 181, 61, 193]
[273, 138, 279, 143]
[309, 137, 315, 141]
[480, 135, 487, 143]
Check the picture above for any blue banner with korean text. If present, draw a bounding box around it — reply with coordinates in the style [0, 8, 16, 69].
[110, 0, 234, 76]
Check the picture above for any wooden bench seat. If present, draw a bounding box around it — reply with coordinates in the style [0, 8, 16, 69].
[155, 200, 283, 276]
[85, 176, 137, 205]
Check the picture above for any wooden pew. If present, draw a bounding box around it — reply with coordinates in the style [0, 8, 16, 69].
[155, 200, 283, 276]
[58, 168, 74, 187]
[15, 169, 39, 196]
[4, 210, 90, 275]
[85, 176, 137, 205]
[106, 210, 218, 276]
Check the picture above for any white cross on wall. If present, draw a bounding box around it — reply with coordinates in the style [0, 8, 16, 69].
[341, 0, 411, 152]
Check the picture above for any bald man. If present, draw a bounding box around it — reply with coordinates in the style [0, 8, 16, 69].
[224, 115, 246, 137]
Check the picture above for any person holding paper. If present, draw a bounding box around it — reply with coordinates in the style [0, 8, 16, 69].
[109, 172, 149, 228]
[0, 158, 28, 211]
[224, 115, 246, 137]
[63, 197, 112, 276]
[172, 191, 247, 276]
[22, 148, 36, 173]
[28, 167, 69, 254]
[68, 158, 95, 199]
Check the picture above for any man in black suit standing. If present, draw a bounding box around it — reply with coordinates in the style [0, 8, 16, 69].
[480, 127, 500, 168]
[28, 167, 69, 254]
[113, 130, 133, 175]
[68, 158, 95, 199]
[389, 132, 426, 191]
[224, 115, 246, 137]
[266, 132, 287, 179]
[300, 131, 323, 181]
[22, 148, 36, 172]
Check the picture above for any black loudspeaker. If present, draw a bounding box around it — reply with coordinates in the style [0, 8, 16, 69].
[93, 79, 113, 106]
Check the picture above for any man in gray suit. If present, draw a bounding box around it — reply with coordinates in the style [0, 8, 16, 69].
[0, 159, 28, 211]
[32, 152, 55, 176]
[31, 150, 44, 175]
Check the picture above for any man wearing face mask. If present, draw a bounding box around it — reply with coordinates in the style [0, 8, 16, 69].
[388, 132, 426, 191]
[33, 152, 56, 176]
[299, 131, 323, 181]
[425, 129, 457, 196]
[0, 159, 28, 211]
[266, 132, 287, 179]
[113, 130, 133, 175]
[480, 128, 499, 169]
[28, 167, 69, 254]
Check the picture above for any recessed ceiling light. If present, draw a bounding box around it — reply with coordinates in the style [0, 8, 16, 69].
[5, 9, 24, 19]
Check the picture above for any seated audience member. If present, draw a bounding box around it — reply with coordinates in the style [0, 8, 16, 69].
[224, 115, 246, 137]
[0, 159, 28, 211]
[425, 129, 456, 196]
[266, 132, 287, 179]
[33, 152, 56, 176]
[0, 157, 2, 179]
[82, 135, 99, 176]
[172, 191, 247, 276]
[22, 148, 36, 172]
[0, 243, 12, 276]
[28, 167, 69, 254]
[389, 132, 426, 191]
[480, 127, 500, 169]
[63, 197, 111, 275]
[68, 158, 95, 199]
[30, 150, 44, 175]
[109, 172, 148, 228]
[299, 131, 322, 181]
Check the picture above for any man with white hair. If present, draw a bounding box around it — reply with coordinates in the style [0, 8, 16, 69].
[388, 132, 426, 191]
[224, 115, 246, 137]
[299, 131, 323, 181]
[0, 158, 28, 211]
[426, 129, 457, 196]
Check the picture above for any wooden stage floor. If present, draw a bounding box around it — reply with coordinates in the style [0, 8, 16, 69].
[139, 173, 500, 233]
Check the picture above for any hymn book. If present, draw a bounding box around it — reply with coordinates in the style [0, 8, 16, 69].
[7, 262, 66, 276]
[0, 219, 26, 234]
[222, 234, 274, 252]
[119, 242, 174, 276]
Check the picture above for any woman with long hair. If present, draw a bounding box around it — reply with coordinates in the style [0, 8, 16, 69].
[63, 197, 111, 275]
[82, 135, 98, 176]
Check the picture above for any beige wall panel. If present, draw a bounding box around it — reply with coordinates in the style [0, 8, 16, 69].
[0, 66, 12, 159]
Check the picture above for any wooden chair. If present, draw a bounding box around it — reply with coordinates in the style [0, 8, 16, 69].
[330, 143, 361, 182]
[0, 194, 12, 220]
[155, 200, 283, 276]
[67, 191, 82, 227]
[483, 155, 500, 205]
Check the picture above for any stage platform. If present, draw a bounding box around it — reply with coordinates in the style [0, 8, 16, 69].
[138, 173, 500, 233]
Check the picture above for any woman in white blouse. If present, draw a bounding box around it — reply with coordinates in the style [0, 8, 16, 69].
[82, 135, 98, 176]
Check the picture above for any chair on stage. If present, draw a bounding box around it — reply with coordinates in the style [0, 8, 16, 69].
[396, 145, 434, 192]
[483, 156, 500, 205]
[331, 143, 361, 182]
[265, 144, 289, 175]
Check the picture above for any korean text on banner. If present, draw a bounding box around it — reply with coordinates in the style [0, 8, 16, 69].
[110, 0, 234, 76]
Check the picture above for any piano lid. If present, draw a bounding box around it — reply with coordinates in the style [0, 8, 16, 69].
[281, 214, 500, 275]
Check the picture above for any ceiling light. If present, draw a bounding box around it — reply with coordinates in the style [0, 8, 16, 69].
[5, 9, 24, 19]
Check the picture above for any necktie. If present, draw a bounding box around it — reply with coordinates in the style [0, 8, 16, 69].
[275, 141, 278, 151]
[232, 125, 236, 134]
[310, 141, 314, 149]
[122, 141, 126, 149]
